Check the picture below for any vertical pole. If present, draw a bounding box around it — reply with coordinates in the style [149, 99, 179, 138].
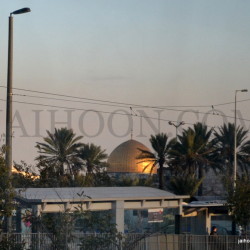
[175, 199, 183, 234]
[5, 15, 14, 233]
[232, 91, 237, 235]
[233, 91, 237, 188]
[6, 15, 13, 179]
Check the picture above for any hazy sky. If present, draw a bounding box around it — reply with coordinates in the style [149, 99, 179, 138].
[0, 1, 250, 166]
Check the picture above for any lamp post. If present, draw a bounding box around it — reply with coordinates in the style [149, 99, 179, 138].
[168, 121, 185, 139]
[5, 7, 31, 233]
[233, 89, 248, 188]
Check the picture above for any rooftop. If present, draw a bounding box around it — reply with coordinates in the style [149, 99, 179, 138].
[16, 186, 188, 203]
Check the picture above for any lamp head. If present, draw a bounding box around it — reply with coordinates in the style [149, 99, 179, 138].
[241, 89, 248, 92]
[169, 121, 173, 125]
[11, 8, 31, 16]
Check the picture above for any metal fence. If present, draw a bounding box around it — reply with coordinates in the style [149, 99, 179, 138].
[0, 233, 250, 250]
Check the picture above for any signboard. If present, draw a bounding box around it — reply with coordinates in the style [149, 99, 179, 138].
[148, 208, 163, 223]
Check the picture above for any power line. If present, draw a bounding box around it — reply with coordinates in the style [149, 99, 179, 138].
[1, 86, 158, 109]
[10, 96, 250, 123]
[7, 91, 250, 122]
[1, 86, 250, 127]
[1, 98, 250, 135]
[1, 97, 250, 125]
[13, 93, 214, 113]
[13, 93, 129, 109]
[0, 98, 185, 124]
[158, 98, 250, 108]
[213, 99, 250, 107]
[1, 85, 249, 110]
[0, 98, 215, 132]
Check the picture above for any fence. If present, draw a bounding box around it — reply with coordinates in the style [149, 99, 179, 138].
[0, 233, 250, 250]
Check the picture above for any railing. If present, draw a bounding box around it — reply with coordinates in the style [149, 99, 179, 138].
[0, 233, 250, 250]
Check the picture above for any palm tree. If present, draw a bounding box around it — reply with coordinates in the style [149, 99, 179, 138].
[192, 123, 218, 175]
[213, 123, 250, 176]
[36, 128, 83, 179]
[78, 143, 108, 174]
[137, 133, 174, 190]
[169, 123, 217, 195]
[168, 173, 203, 197]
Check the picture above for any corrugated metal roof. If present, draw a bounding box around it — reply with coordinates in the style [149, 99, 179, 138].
[16, 186, 188, 203]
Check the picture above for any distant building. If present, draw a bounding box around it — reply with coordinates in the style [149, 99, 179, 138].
[107, 139, 157, 178]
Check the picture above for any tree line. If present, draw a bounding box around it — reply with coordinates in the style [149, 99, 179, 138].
[8, 122, 250, 196]
[137, 122, 250, 195]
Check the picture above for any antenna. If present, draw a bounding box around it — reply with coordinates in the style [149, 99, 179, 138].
[129, 107, 138, 140]
[130, 107, 133, 140]
[212, 105, 215, 115]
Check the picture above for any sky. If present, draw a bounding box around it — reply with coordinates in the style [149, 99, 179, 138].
[0, 0, 250, 167]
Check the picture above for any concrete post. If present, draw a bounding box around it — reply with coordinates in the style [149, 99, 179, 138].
[175, 199, 183, 234]
[112, 200, 124, 233]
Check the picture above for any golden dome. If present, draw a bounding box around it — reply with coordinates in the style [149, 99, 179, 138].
[107, 139, 157, 174]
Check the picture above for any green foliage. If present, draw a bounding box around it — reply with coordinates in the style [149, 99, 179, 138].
[12, 161, 39, 188]
[37, 209, 120, 250]
[79, 234, 121, 250]
[226, 176, 250, 231]
[76, 172, 113, 187]
[114, 176, 154, 187]
[35, 128, 112, 188]
[36, 127, 84, 179]
[40, 212, 75, 250]
[0, 149, 16, 231]
[38, 168, 74, 187]
[77, 211, 117, 233]
[77, 211, 122, 250]
[214, 123, 250, 175]
[168, 123, 219, 195]
[77, 143, 108, 174]
[168, 174, 203, 198]
[0, 235, 25, 250]
[169, 123, 217, 175]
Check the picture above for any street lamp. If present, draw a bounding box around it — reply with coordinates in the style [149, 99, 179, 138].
[233, 89, 248, 188]
[168, 121, 185, 139]
[5, 7, 31, 233]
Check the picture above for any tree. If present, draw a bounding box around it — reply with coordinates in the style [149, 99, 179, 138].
[226, 176, 250, 233]
[213, 123, 250, 176]
[78, 143, 108, 174]
[169, 123, 216, 174]
[78, 211, 122, 250]
[169, 123, 217, 195]
[137, 133, 174, 190]
[114, 176, 154, 187]
[168, 174, 203, 198]
[0, 145, 15, 232]
[35, 128, 83, 182]
[12, 161, 39, 188]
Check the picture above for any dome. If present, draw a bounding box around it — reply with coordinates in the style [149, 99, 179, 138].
[107, 139, 157, 174]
